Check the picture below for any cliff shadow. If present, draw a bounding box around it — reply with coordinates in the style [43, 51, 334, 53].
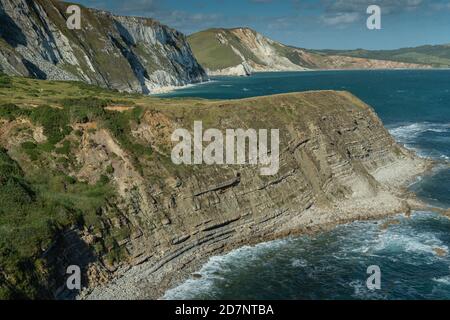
[22, 58, 47, 79]
[0, 3, 27, 47]
[43, 228, 98, 300]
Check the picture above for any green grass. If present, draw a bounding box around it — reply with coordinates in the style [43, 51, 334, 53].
[187, 28, 267, 70]
[0, 74, 12, 89]
[188, 29, 243, 70]
[0, 76, 146, 299]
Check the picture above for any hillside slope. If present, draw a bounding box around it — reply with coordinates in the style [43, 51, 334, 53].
[0, 74, 428, 299]
[0, 0, 207, 93]
[188, 28, 432, 76]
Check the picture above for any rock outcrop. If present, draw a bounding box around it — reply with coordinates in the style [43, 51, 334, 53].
[0, 76, 429, 299]
[0, 0, 208, 93]
[83, 91, 428, 299]
[188, 28, 432, 76]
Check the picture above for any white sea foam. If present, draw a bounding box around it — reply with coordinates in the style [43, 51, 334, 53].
[349, 280, 387, 300]
[163, 239, 290, 300]
[291, 258, 308, 268]
[388, 122, 450, 160]
[372, 228, 448, 258]
[389, 122, 450, 142]
[432, 276, 450, 286]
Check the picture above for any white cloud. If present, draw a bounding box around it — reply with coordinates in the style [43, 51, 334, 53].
[320, 12, 360, 26]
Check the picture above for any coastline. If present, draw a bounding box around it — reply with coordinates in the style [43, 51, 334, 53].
[149, 79, 215, 95]
[83, 155, 436, 300]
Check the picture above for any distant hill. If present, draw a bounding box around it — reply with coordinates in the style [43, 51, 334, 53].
[188, 28, 435, 76]
[314, 45, 450, 68]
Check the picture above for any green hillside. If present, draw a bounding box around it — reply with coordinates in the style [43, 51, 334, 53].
[188, 28, 265, 70]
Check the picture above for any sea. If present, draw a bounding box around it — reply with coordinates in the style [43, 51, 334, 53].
[159, 70, 450, 300]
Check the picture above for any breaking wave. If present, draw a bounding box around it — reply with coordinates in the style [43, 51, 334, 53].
[389, 122, 450, 142]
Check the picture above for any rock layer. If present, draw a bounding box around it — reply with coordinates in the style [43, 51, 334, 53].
[0, 84, 429, 299]
[78, 91, 427, 299]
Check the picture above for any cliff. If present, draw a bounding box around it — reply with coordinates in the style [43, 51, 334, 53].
[0, 0, 208, 93]
[188, 28, 432, 76]
[0, 75, 428, 299]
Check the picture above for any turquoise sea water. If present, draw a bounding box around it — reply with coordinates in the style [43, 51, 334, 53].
[160, 70, 450, 300]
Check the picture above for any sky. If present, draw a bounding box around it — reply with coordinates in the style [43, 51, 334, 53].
[69, 0, 450, 50]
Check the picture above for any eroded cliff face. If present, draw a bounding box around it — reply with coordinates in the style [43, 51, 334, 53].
[0, 0, 208, 93]
[0, 83, 427, 298]
[188, 28, 432, 76]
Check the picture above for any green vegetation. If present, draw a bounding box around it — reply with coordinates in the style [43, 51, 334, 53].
[0, 146, 112, 298]
[0, 75, 152, 299]
[188, 29, 243, 70]
[0, 74, 12, 89]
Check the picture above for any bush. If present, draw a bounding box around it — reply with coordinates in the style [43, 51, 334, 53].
[28, 106, 71, 144]
[0, 75, 12, 89]
[55, 140, 71, 155]
[0, 104, 30, 121]
[21, 141, 40, 161]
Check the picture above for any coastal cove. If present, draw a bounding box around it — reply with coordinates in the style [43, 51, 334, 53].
[83, 70, 450, 300]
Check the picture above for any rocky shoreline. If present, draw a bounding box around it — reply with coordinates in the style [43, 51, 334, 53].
[83, 154, 433, 300]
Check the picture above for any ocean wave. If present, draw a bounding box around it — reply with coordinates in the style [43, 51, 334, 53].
[432, 276, 450, 286]
[388, 122, 450, 142]
[372, 228, 448, 258]
[291, 258, 308, 268]
[349, 280, 387, 300]
[388, 122, 450, 159]
[163, 239, 290, 300]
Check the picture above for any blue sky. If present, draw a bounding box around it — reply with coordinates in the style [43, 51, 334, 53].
[70, 0, 450, 50]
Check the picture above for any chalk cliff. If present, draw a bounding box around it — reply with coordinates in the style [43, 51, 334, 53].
[0, 0, 208, 93]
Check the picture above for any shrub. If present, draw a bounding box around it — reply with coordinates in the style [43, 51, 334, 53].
[0, 104, 30, 121]
[55, 140, 71, 155]
[0, 75, 12, 89]
[28, 106, 71, 144]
